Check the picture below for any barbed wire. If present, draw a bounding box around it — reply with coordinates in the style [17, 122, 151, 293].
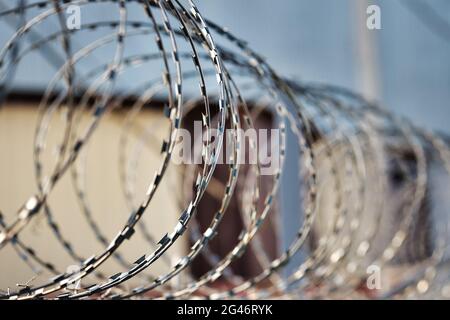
[0, 0, 449, 300]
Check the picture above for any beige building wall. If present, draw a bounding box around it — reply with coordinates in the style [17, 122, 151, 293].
[0, 102, 185, 290]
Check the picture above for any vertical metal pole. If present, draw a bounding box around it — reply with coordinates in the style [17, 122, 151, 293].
[353, 0, 382, 102]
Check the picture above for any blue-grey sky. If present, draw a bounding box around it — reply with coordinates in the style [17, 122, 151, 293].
[2, 0, 449, 132]
[197, 0, 450, 133]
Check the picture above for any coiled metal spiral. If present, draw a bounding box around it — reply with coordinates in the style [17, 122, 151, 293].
[0, 0, 449, 300]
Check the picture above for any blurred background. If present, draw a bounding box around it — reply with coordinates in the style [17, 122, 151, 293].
[5, 0, 450, 132]
[199, 0, 450, 134]
[0, 0, 449, 291]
